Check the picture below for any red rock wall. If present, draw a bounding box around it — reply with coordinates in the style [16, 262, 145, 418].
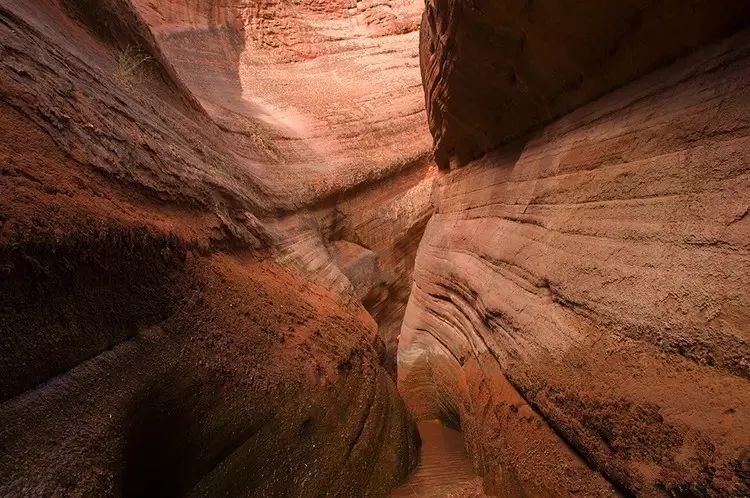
[420, 0, 750, 168]
[132, 0, 432, 208]
[401, 27, 750, 496]
[130, 0, 435, 353]
[0, 0, 420, 494]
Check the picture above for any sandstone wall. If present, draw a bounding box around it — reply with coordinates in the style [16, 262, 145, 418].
[401, 27, 750, 497]
[0, 0, 419, 494]
[420, 0, 750, 168]
[132, 0, 432, 207]
[129, 0, 435, 351]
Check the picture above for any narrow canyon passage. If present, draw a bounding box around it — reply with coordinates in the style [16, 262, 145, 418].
[391, 420, 481, 497]
[1, 0, 749, 497]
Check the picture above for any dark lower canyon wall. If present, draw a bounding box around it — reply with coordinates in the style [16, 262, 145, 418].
[1, 243, 419, 496]
[400, 28, 750, 497]
[0, 0, 419, 495]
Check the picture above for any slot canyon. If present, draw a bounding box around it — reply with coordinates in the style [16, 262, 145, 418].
[0, 0, 748, 496]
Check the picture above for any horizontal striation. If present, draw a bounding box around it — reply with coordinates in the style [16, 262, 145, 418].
[401, 29, 750, 497]
[419, 0, 750, 168]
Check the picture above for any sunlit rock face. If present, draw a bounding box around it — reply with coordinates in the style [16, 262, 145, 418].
[133, 0, 435, 353]
[133, 0, 430, 205]
[420, 0, 750, 169]
[402, 5, 750, 497]
[0, 0, 426, 494]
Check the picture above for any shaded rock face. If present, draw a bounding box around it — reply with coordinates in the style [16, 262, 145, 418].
[420, 0, 750, 168]
[401, 23, 750, 497]
[0, 0, 427, 495]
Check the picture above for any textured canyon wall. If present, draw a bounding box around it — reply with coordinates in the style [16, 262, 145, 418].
[0, 0, 421, 494]
[402, 5, 750, 497]
[420, 0, 750, 168]
[132, 0, 435, 353]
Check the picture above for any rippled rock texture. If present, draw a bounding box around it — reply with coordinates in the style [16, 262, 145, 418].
[0, 0, 425, 494]
[392, 420, 483, 497]
[402, 23, 750, 497]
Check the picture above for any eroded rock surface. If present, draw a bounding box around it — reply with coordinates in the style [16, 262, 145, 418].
[130, 0, 435, 352]
[0, 0, 425, 494]
[401, 27, 750, 496]
[420, 0, 750, 168]
[135, 0, 431, 206]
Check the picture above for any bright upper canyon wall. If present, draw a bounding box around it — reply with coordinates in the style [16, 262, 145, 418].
[400, 1, 750, 497]
[0, 0, 432, 494]
[131, 0, 436, 360]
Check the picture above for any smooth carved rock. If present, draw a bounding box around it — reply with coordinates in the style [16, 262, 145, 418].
[133, 0, 433, 210]
[130, 0, 436, 351]
[420, 0, 750, 168]
[402, 28, 750, 496]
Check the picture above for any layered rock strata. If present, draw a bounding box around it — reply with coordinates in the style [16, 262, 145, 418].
[0, 0, 425, 494]
[420, 0, 750, 168]
[132, 0, 435, 351]
[402, 18, 750, 498]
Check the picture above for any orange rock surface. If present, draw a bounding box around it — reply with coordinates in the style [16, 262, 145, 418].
[401, 21, 750, 498]
[0, 0, 429, 494]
